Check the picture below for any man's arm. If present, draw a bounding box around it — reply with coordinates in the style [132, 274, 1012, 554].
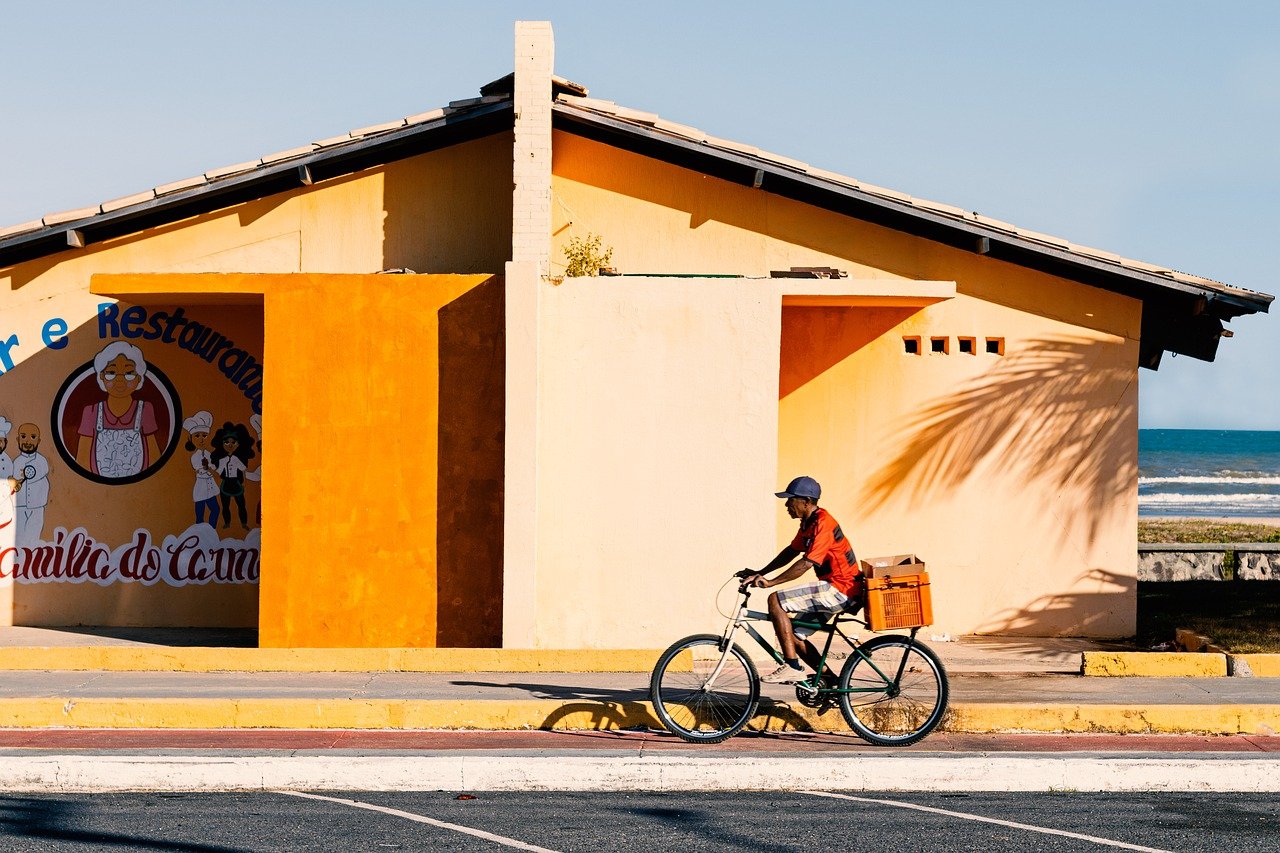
[739, 547, 807, 586]
[752, 557, 817, 588]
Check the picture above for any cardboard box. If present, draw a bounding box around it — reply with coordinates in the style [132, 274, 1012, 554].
[859, 553, 926, 580]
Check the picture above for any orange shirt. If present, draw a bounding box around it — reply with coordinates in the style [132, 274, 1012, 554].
[790, 507, 861, 596]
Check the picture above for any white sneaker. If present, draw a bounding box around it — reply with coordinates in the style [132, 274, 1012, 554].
[760, 662, 811, 684]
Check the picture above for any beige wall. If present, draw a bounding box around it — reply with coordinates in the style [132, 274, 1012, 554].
[778, 300, 1139, 638]
[546, 133, 1140, 640]
[526, 277, 957, 647]
[531, 276, 782, 647]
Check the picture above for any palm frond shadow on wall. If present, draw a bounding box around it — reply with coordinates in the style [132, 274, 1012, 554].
[860, 335, 1137, 548]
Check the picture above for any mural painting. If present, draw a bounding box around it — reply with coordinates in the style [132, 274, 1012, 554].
[0, 300, 263, 627]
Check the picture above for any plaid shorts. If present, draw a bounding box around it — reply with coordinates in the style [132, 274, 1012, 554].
[775, 580, 849, 639]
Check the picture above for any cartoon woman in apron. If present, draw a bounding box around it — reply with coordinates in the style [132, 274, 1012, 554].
[75, 342, 162, 480]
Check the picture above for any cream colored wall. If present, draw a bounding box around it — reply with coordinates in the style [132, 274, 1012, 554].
[549, 133, 1141, 639]
[778, 300, 1139, 638]
[532, 277, 782, 648]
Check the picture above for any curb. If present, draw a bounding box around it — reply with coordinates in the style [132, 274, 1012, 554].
[3, 753, 1280, 793]
[1232, 654, 1280, 678]
[0, 647, 667, 673]
[1081, 651, 1228, 677]
[1, 698, 1276, 736]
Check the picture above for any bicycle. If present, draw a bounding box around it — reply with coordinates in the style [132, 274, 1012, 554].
[648, 577, 949, 745]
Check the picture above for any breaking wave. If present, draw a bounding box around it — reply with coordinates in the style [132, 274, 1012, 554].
[1139, 493, 1280, 506]
[1139, 475, 1280, 486]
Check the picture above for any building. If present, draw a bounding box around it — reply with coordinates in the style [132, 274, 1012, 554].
[0, 22, 1270, 649]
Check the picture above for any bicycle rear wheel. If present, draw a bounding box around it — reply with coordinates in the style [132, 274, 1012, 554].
[838, 634, 948, 746]
[649, 634, 760, 744]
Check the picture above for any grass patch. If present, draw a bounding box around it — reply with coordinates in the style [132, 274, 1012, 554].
[1137, 580, 1280, 653]
[1138, 519, 1280, 544]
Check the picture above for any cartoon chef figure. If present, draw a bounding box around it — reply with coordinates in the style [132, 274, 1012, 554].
[183, 410, 220, 528]
[13, 422, 50, 547]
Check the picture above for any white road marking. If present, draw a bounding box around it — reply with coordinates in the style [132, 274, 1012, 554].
[277, 790, 561, 852]
[802, 790, 1174, 853]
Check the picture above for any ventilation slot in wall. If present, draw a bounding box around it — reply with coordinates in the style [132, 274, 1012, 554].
[958, 336, 976, 355]
[903, 336, 921, 355]
[930, 337, 949, 354]
[986, 337, 1005, 356]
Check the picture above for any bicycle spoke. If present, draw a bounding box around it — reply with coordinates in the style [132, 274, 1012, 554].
[838, 636, 949, 746]
[650, 635, 760, 743]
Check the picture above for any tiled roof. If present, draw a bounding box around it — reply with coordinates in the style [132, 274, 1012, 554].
[552, 94, 1273, 316]
[0, 95, 511, 248]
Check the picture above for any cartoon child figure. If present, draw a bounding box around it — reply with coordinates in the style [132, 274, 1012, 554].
[0, 417, 12, 482]
[12, 423, 50, 547]
[182, 411, 219, 528]
[210, 422, 255, 531]
[76, 341, 163, 479]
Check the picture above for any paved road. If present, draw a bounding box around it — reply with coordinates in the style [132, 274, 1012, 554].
[0, 791, 1275, 852]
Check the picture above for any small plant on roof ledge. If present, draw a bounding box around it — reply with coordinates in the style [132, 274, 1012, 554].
[562, 232, 615, 277]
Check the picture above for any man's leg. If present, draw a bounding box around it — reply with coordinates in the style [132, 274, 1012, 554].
[797, 639, 824, 673]
[767, 591, 799, 661]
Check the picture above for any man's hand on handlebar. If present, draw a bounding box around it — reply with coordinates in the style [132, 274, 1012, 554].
[734, 569, 770, 589]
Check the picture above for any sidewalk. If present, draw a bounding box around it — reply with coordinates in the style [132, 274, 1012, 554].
[0, 669, 1276, 735]
[0, 630, 1273, 736]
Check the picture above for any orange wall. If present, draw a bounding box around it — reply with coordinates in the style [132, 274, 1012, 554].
[95, 273, 505, 648]
[261, 274, 503, 647]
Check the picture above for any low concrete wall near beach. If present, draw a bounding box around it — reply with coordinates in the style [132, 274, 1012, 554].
[1139, 543, 1280, 581]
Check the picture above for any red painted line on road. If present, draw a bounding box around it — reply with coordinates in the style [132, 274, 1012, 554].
[0, 728, 1275, 753]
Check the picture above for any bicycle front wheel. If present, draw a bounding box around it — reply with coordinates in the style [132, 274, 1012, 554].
[838, 635, 949, 746]
[649, 634, 760, 744]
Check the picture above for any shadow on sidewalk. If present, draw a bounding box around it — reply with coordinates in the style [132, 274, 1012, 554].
[452, 679, 826, 734]
[0, 626, 258, 648]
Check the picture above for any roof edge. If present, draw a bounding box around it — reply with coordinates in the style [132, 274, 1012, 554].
[551, 99, 1273, 319]
[0, 99, 513, 269]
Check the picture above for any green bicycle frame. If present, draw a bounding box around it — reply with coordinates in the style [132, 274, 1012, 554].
[729, 589, 920, 696]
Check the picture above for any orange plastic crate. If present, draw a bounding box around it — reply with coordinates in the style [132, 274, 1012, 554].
[864, 571, 933, 631]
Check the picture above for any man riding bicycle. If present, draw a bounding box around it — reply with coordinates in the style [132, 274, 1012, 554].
[740, 475, 863, 684]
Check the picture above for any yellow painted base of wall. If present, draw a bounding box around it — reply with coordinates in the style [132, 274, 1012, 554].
[0, 699, 1274, 735]
[0, 647, 668, 673]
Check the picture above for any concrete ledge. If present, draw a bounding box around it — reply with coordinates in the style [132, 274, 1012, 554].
[4, 753, 1280, 793]
[0, 698, 1276, 736]
[0, 647, 667, 673]
[1081, 651, 1228, 677]
[1175, 628, 1227, 654]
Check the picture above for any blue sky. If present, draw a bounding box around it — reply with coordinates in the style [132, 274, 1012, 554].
[3, 2, 1276, 429]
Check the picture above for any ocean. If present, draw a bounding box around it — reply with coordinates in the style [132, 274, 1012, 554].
[1139, 429, 1280, 518]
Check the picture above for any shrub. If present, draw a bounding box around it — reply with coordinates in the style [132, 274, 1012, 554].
[562, 233, 614, 277]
